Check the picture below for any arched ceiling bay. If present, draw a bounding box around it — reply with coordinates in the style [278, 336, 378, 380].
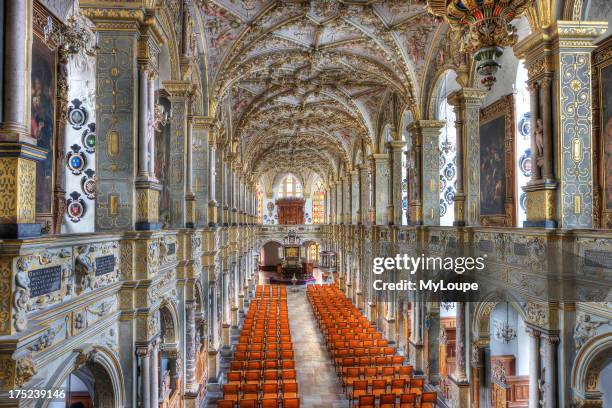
[193, 0, 440, 183]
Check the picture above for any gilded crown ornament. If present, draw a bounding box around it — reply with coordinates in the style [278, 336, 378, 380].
[427, 0, 530, 90]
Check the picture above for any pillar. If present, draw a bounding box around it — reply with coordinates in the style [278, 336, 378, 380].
[138, 347, 151, 408]
[185, 302, 197, 392]
[372, 154, 390, 225]
[408, 121, 445, 225]
[163, 80, 193, 228]
[335, 180, 342, 224]
[329, 185, 336, 224]
[388, 140, 406, 225]
[185, 102, 196, 228]
[351, 170, 359, 224]
[150, 339, 160, 408]
[208, 126, 218, 226]
[359, 165, 370, 224]
[516, 21, 607, 228]
[453, 302, 468, 382]
[528, 328, 541, 408]
[448, 89, 486, 226]
[135, 66, 162, 231]
[192, 117, 212, 227]
[342, 175, 350, 225]
[542, 334, 559, 408]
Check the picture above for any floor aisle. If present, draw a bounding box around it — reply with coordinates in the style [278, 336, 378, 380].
[287, 288, 349, 408]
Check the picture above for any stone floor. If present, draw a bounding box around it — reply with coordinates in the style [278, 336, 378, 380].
[287, 287, 349, 408]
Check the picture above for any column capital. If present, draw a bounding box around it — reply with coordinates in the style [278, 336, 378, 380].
[387, 140, 406, 151]
[162, 80, 194, 99]
[447, 88, 487, 107]
[408, 120, 446, 133]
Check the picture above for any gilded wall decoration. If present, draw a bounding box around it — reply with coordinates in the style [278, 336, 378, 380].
[479, 95, 516, 227]
[559, 52, 594, 228]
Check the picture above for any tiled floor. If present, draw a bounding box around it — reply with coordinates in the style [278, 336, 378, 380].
[287, 287, 350, 408]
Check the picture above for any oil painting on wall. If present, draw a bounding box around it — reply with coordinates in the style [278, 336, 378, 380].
[31, 35, 56, 215]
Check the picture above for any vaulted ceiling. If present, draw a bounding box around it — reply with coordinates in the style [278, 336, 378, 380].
[192, 0, 441, 184]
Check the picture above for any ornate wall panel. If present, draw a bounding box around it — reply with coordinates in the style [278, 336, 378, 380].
[467, 104, 481, 226]
[168, 99, 186, 229]
[95, 33, 138, 231]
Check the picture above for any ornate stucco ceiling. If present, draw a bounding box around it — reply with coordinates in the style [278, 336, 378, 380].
[193, 0, 440, 183]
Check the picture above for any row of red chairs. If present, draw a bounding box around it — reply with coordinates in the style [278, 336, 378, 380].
[307, 285, 437, 407]
[218, 285, 299, 408]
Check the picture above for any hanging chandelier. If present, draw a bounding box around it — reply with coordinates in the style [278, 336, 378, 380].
[45, 1, 98, 58]
[495, 303, 517, 343]
[427, 0, 530, 90]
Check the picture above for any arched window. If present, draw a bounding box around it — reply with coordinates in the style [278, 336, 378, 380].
[278, 175, 303, 198]
[312, 180, 325, 224]
[436, 71, 460, 226]
[256, 186, 263, 224]
[515, 61, 531, 226]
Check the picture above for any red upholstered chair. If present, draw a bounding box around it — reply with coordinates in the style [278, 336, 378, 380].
[238, 400, 257, 408]
[260, 398, 279, 408]
[390, 379, 407, 395]
[282, 382, 298, 399]
[408, 378, 424, 396]
[283, 397, 300, 408]
[217, 400, 234, 408]
[372, 379, 388, 397]
[222, 384, 239, 402]
[351, 380, 368, 406]
[241, 383, 259, 400]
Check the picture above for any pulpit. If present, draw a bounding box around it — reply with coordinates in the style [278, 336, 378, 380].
[276, 198, 305, 224]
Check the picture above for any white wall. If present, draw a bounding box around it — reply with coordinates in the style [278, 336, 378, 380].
[490, 304, 530, 375]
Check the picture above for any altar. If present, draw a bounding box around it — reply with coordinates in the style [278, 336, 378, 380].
[269, 231, 315, 284]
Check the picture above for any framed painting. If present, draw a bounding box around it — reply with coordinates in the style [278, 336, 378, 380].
[593, 36, 612, 228]
[479, 94, 516, 227]
[32, 2, 59, 231]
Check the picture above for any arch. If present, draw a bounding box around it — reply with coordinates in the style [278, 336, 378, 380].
[471, 292, 529, 342]
[43, 346, 125, 408]
[572, 332, 612, 404]
[159, 300, 180, 346]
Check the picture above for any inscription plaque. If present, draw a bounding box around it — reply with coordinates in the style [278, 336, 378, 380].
[584, 250, 612, 269]
[95, 255, 116, 276]
[29, 266, 62, 297]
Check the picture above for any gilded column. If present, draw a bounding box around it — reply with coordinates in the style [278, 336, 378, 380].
[359, 164, 370, 224]
[388, 140, 406, 225]
[372, 154, 390, 225]
[448, 89, 486, 226]
[409, 121, 445, 226]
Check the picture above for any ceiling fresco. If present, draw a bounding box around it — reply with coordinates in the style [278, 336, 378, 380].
[193, 0, 440, 182]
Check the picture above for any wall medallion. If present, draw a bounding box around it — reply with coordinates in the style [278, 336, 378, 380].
[82, 123, 96, 153]
[81, 169, 96, 200]
[518, 148, 532, 177]
[66, 144, 86, 175]
[67, 99, 88, 130]
[67, 191, 86, 222]
[518, 112, 531, 139]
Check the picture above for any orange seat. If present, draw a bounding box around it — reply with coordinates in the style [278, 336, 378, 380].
[398, 365, 413, 379]
[227, 371, 242, 385]
[260, 398, 279, 408]
[281, 369, 297, 383]
[283, 397, 300, 408]
[372, 379, 387, 397]
[263, 370, 279, 383]
[262, 383, 279, 399]
[245, 371, 261, 384]
[379, 393, 396, 408]
[282, 382, 298, 399]
[238, 399, 257, 408]
[420, 391, 437, 407]
[398, 393, 417, 408]
[408, 378, 424, 396]
[222, 384, 239, 402]
[357, 395, 375, 408]
[390, 379, 406, 395]
[281, 360, 295, 370]
[241, 383, 259, 400]
[217, 401, 234, 408]
[351, 380, 368, 404]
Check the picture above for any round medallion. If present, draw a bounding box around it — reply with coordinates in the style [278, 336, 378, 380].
[81, 169, 96, 200]
[444, 186, 455, 205]
[66, 149, 87, 175]
[439, 154, 446, 168]
[66, 191, 86, 222]
[439, 199, 447, 217]
[518, 112, 531, 139]
[82, 123, 96, 153]
[520, 192, 527, 211]
[443, 163, 456, 180]
[67, 99, 88, 130]
[439, 175, 446, 192]
[267, 202, 274, 212]
[518, 148, 532, 177]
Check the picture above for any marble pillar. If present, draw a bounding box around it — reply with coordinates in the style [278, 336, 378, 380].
[138, 347, 151, 408]
[359, 165, 370, 224]
[351, 170, 359, 224]
[335, 181, 342, 224]
[528, 328, 541, 408]
[150, 339, 160, 408]
[343, 176, 350, 225]
[207, 126, 218, 226]
[372, 154, 390, 225]
[542, 334, 559, 408]
[453, 302, 468, 382]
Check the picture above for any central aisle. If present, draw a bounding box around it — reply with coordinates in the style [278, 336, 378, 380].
[287, 288, 349, 408]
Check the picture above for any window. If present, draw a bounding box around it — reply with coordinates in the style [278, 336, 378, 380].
[312, 181, 325, 224]
[515, 61, 530, 226]
[278, 175, 303, 198]
[439, 97, 457, 226]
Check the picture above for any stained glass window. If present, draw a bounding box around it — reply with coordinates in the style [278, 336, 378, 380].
[312, 180, 325, 224]
[278, 175, 303, 198]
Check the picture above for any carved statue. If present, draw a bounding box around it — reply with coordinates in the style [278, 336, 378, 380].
[535, 118, 544, 167]
[162, 370, 172, 400]
[573, 314, 611, 349]
[75, 251, 95, 293]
